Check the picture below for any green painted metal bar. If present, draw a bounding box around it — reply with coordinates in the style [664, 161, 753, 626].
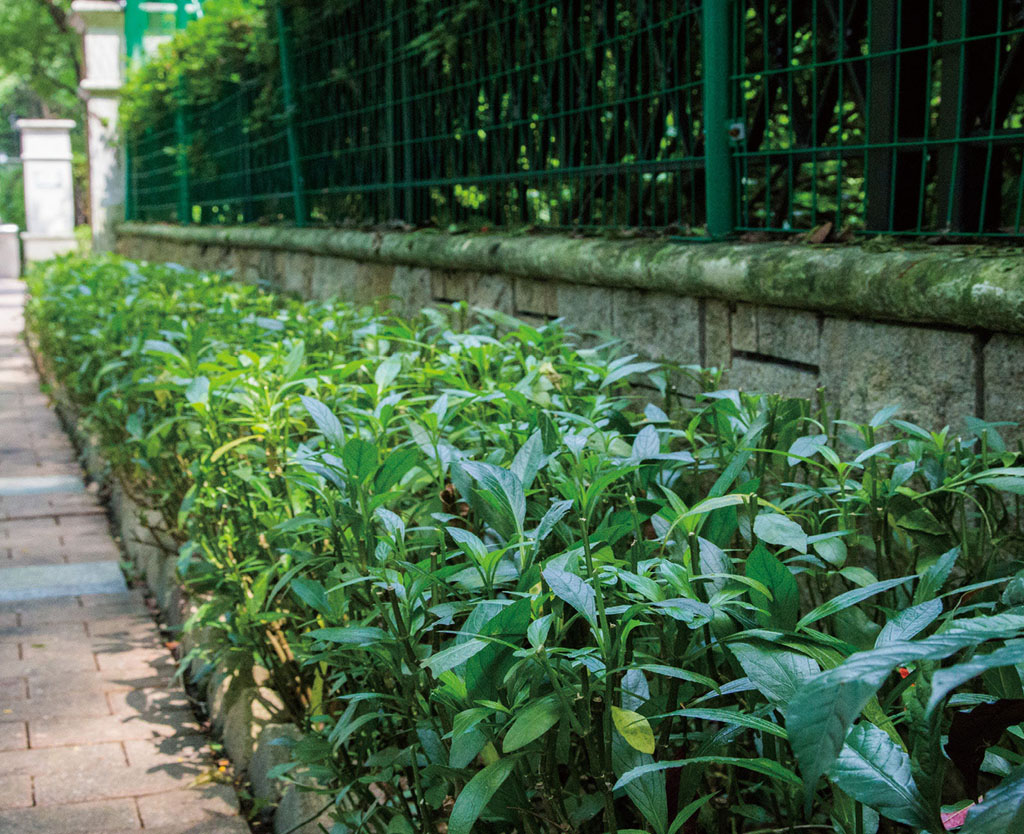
[123, 0, 146, 222]
[174, 0, 191, 224]
[701, 0, 735, 238]
[274, 2, 308, 227]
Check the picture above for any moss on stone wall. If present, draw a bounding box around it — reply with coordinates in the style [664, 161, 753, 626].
[118, 223, 1024, 334]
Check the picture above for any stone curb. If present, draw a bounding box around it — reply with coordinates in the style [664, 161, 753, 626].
[118, 221, 1024, 334]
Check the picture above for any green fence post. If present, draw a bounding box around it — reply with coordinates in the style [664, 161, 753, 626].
[174, 0, 191, 224]
[123, 0, 145, 221]
[701, 0, 736, 239]
[274, 2, 308, 227]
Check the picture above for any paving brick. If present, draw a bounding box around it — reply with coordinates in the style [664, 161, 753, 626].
[0, 797, 140, 833]
[28, 710, 199, 748]
[109, 820, 249, 834]
[106, 687, 192, 717]
[0, 772, 32, 808]
[4, 689, 111, 721]
[0, 622, 89, 643]
[136, 783, 240, 828]
[0, 720, 27, 751]
[0, 741, 125, 777]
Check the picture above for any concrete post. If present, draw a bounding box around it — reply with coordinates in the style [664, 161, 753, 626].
[16, 120, 78, 263]
[0, 225, 20, 279]
[72, 0, 126, 251]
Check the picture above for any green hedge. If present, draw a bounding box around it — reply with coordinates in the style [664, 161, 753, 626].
[27, 254, 1024, 834]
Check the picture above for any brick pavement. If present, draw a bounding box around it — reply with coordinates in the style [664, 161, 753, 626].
[0, 276, 247, 833]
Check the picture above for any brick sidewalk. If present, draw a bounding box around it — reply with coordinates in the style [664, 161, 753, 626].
[0, 276, 247, 833]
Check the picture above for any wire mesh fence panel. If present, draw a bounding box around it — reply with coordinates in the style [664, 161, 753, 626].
[731, 0, 1024, 238]
[125, 0, 1024, 239]
[129, 115, 179, 223]
[289, 0, 707, 232]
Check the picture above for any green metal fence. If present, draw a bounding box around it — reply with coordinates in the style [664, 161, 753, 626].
[126, 0, 1024, 240]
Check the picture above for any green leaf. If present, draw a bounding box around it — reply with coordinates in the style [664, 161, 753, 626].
[615, 756, 801, 791]
[502, 695, 561, 752]
[290, 577, 330, 617]
[612, 706, 656, 754]
[797, 576, 915, 630]
[460, 461, 526, 538]
[787, 433, 828, 466]
[209, 434, 258, 463]
[632, 424, 661, 461]
[785, 614, 1024, 800]
[422, 638, 487, 675]
[731, 641, 819, 706]
[666, 707, 787, 739]
[543, 567, 597, 628]
[746, 543, 800, 631]
[959, 764, 1024, 833]
[374, 355, 402, 392]
[754, 512, 808, 553]
[829, 722, 931, 828]
[914, 546, 959, 604]
[510, 431, 544, 490]
[447, 756, 517, 834]
[374, 447, 419, 491]
[300, 395, 345, 447]
[601, 361, 660, 389]
[875, 599, 942, 646]
[342, 437, 378, 482]
[926, 643, 1024, 718]
[308, 626, 386, 645]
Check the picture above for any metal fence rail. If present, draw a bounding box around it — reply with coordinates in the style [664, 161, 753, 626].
[126, 0, 1024, 240]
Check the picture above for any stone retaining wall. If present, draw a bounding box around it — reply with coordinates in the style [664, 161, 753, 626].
[116, 223, 1024, 432]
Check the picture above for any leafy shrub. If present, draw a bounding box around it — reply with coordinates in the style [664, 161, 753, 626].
[27, 254, 1024, 834]
[120, 0, 275, 142]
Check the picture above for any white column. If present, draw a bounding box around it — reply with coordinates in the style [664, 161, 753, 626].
[0, 225, 20, 279]
[72, 0, 126, 252]
[17, 120, 78, 263]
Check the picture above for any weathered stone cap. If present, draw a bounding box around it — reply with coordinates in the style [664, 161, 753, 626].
[118, 222, 1024, 334]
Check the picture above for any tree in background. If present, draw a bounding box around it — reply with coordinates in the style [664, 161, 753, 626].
[0, 0, 88, 227]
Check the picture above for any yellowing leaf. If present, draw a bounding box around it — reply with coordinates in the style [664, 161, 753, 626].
[612, 705, 655, 755]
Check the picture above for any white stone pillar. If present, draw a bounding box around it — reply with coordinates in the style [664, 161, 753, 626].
[0, 225, 21, 279]
[72, 0, 126, 252]
[17, 120, 78, 263]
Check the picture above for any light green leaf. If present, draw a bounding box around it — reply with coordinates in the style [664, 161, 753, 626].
[797, 576, 915, 630]
[612, 706, 656, 755]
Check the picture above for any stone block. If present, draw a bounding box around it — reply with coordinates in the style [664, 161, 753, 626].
[442, 271, 473, 301]
[206, 657, 255, 733]
[351, 263, 394, 306]
[731, 303, 758, 354]
[222, 686, 285, 772]
[820, 318, 977, 427]
[556, 284, 614, 343]
[389, 266, 433, 316]
[983, 333, 1024, 432]
[514, 277, 557, 317]
[274, 783, 334, 834]
[728, 356, 821, 400]
[281, 252, 314, 297]
[610, 289, 701, 365]
[468, 274, 514, 314]
[249, 723, 301, 804]
[755, 305, 821, 364]
[309, 256, 358, 302]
